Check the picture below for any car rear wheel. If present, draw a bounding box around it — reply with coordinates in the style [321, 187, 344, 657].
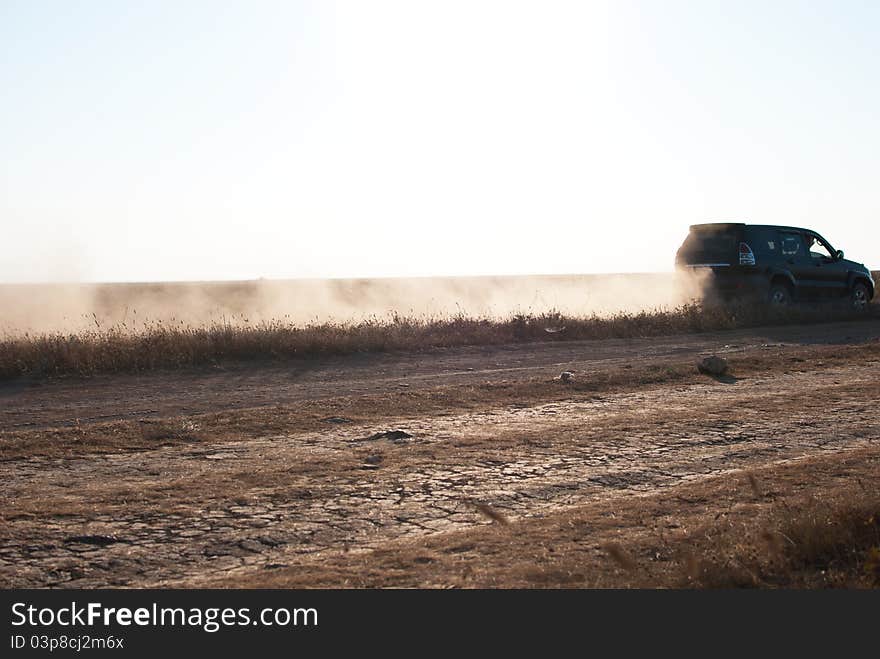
[768, 283, 791, 307]
[851, 282, 870, 311]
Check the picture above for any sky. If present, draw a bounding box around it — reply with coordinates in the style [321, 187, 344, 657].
[2, 0, 878, 282]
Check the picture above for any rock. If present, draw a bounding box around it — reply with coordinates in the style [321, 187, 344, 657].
[364, 454, 384, 465]
[237, 539, 265, 553]
[63, 535, 122, 547]
[698, 355, 729, 376]
[559, 371, 574, 382]
[364, 430, 413, 443]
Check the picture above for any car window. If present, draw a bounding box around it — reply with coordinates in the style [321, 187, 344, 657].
[806, 235, 834, 260]
[679, 228, 740, 262]
[780, 234, 804, 257]
[746, 228, 778, 257]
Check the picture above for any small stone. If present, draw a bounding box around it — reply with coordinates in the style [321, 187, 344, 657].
[698, 355, 729, 376]
[63, 535, 122, 547]
[364, 430, 413, 442]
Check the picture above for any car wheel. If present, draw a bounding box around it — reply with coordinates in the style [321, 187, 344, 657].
[768, 283, 791, 307]
[851, 282, 870, 311]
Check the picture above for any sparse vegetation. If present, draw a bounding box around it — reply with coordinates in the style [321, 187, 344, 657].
[684, 488, 880, 588]
[1, 301, 877, 381]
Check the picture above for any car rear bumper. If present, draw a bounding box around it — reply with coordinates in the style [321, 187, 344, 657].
[681, 266, 770, 300]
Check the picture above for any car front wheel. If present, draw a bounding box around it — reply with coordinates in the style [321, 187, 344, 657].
[851, 282, 870, 311]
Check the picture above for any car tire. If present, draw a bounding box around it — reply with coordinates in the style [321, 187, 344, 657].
[768, 283, 791, 307]
[851, 281, 870, 311]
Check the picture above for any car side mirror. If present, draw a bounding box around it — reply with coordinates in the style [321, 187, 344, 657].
[835, 249, 844, 260]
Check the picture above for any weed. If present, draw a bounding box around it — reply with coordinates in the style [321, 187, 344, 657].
[1, 302, 875, 381]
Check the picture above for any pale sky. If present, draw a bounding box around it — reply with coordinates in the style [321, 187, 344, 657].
[2, 0, 878, 282]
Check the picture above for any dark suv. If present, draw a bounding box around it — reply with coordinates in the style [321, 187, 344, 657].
[675, 223, 874, 309]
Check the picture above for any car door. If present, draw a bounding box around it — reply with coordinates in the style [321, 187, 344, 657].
[804, 232, 849, 299]
[778, 231, 817, 299]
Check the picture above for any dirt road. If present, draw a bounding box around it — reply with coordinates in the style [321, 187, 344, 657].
[1, 319, 878, 588]
[3, 319, 878, 431]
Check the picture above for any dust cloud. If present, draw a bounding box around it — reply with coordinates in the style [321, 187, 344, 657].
[0, 272, 709, 335]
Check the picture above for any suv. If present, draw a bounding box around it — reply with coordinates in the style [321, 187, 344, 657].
[675, 223, 874, 309]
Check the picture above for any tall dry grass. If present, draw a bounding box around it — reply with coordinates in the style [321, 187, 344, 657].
[689, 489, 880, 588]
[0, 301, 876, 381]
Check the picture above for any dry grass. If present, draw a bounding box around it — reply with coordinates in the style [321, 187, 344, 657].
[1, 300, 876, 381]
[687, 490, 880, 588]
[137, 419, 202, 442]
[779, 496, 880, 586]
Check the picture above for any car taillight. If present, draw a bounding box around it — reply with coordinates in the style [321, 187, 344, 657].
[739, 242, 756, 266]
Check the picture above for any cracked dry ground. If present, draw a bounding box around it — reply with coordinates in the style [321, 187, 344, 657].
[1, 321, 879, 588]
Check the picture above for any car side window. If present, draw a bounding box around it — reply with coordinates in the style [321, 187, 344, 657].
[751, 229, 777, 256]
[806, 235, 834, 260]
[780, 234, 803, 256]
